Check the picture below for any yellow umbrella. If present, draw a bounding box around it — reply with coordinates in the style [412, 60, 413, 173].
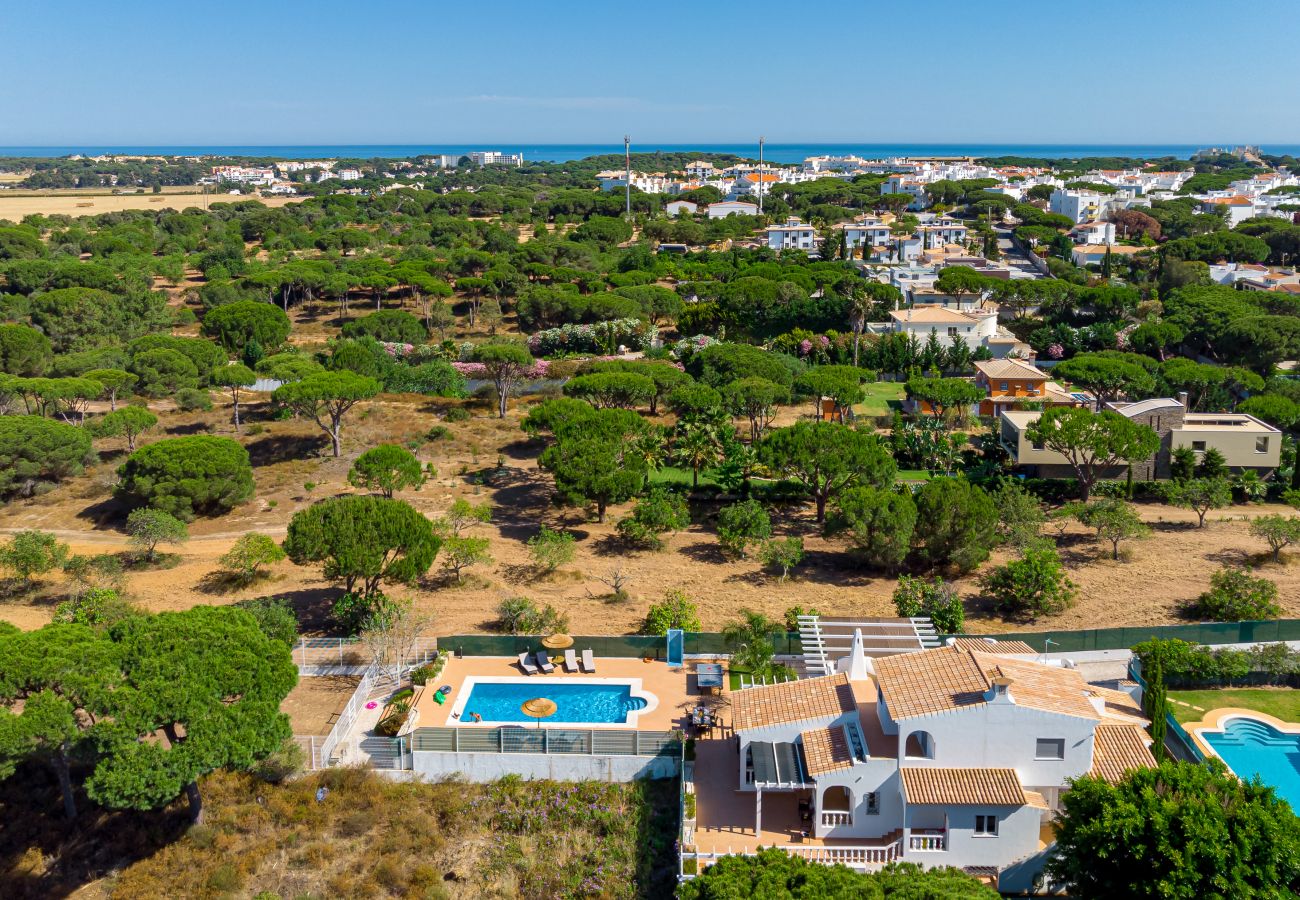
[542, 633, 574, 650]
[521, 697, 558, 729]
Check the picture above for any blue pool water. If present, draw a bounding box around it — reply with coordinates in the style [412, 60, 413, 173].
[1202, 718, 1300, 809]
[461, 681, 648, 724]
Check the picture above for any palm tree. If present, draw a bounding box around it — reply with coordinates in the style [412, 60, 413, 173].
[845, 283, 873, 368]
[674, 422, 723, 488]
[723, 610, 786, 681]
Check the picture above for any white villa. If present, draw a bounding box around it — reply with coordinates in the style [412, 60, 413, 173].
[766, 217, 817, 252]
[690, 636, 1154, 892]
[877, 304, 1030, 358]
[707, 200, 758, 218]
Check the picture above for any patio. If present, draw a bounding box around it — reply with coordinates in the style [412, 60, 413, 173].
[409, 654, 730, 734]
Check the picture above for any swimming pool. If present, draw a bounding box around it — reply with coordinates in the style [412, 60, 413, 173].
[1201, 717, 1300, 809]
[452, 677, 656, 727]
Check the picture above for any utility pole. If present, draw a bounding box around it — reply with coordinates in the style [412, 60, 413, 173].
[624, 135, 632, 217]
[758, 136, 765, 215]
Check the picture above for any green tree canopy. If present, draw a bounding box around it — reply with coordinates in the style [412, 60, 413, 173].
[912, 477, 998, 572]
[470, 343, 536, 418]
[201, 300, 292, 355]
[116, 435, 254, 520]
[1026, 407, 1160, 501]
[758, 422, 895, 522]
[94, 404, 157, 452]
[340, 309, 428, 344]
[539, 408, 652, 521]
[1047, 760, 1300, 899]
[0, 323, 53, 376]
[831, 485, 917, 571]
[273, 370, 380, 457]
[283, 495, 441, 598]
[1053, 353, 1157, 410]
[0, 415, 93, 498]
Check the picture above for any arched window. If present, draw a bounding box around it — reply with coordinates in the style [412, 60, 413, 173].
[822, 785, 852, 812]
[904, 730, 935, 759]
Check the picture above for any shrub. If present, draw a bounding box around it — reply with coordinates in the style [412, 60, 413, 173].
[444, 407, 471, 423]
[912, 477, 997, 572]
[616, 488, 690, 550]
[125, 507, 189, 563]
[981, 542, 1076, 619]
[527, 319, 657, 356]
[247, 738, 305, 784]
[716, 499, 772, 559]
[0, 530, 70, 584]
[759, 537, 805, 582]
[783, 605, 820, 632]
[1191, 568, 1281, 621]
[232, 595, 298, 646]
[495, 596, 569, 634]
[52, 588, 136, 628]
[527, 526, 576, 574]
[410, 655, 446, 686]
[348, 444, 425, 498]
[892, 575, 965, 633]
[440, 535, 492, 581]
[174, 388, 213, 412]
[1250, 514, 1300, 563]
[643, 589, 702, 635]
[218, 533, 287, 585]
[116, 436, 254, 520]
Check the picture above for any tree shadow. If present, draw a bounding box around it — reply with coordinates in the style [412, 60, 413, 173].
[498, 438, 540, 462]
[677, 541, 730, 565]
[270, 586, 343, 635]
[164, 421, 210, 436]
[0, 759, 192, 900]
[1204, 547, 1259, 568]
[245, 433, 330, 466]
[74, 496, 130, 528]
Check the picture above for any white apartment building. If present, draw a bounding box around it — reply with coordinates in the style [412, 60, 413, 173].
[882, 175, 930, 211]
[766, 217, 817, 252]
[684, 160, 716, 179]
[1199, 195, 1258, 227]
[337, 168, 362, 181]
[695, 636, 1154, 893]
[468, 150, 524, 167]
[916, 218, 969, 249]
[1049, 188, 1110, 223]
[1070, 221, 1116, 244]
[210, 165, 276, 186]
[835, 217, 892, 255]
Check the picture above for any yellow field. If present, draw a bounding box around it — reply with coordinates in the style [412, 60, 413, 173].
[0, 189, 302, 219]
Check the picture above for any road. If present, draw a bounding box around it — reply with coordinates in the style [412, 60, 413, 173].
[994, 226, 1044, 280]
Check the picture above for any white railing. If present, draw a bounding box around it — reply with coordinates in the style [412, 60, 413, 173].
[315, 661, 382, 768]
[908, 834, 947, 851]
[292, 637, 439, 674]
[782, 844, 901, 866]
[821, 811, 853, 827]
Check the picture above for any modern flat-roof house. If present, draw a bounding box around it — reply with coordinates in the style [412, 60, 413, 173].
[688, 636, 1154, 892]
[766, 217, 817, 252]
[665, 199, 698, 216]
[1071, 243, 1145, 267]
[882, 304, 1031, 358]
[973, 358, 1090, 417]
[999, 398, 1282, 479]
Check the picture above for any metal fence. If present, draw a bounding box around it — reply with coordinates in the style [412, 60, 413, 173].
[443, 632, 803, 659]
[291, 637, 440, 673]
[411, 726, 681, 757]
[951, 619, 1300, 654]
[300, 662, 382, 769]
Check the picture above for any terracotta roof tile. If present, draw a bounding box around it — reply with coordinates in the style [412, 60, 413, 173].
[974, 359, 1047, 381]
[800, 725, 854, 775]
[732, 673, 857, 731]
[901, 767, 1028, 806]
[947, 637, 1039, 656]
[1090, 724, 1156, 783]
[874, 646, 1104, 721]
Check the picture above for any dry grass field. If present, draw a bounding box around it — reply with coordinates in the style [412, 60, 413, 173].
[1, 385, 1297, 640]
[0, 188, 301, 219]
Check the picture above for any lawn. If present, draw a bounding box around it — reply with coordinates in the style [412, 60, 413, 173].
[1169, 688, 1300, 724]
[648, 465, 720, 489]
[854, 381, 907, 418]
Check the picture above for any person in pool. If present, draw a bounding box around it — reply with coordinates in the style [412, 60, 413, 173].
[470, 712, 482, 723]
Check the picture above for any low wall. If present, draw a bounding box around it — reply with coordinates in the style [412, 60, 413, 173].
[411, 750, 679, 782]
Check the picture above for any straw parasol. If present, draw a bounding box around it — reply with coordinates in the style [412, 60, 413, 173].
[521, 697, 558, 729]
[542, 633, 574, 650]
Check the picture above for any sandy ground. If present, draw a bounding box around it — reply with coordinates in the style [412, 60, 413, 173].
[2, 387, 1298, 640]
[0, 190, 301, 219]
[280, 675, 361, 735]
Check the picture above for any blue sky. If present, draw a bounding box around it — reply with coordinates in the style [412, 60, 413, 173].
[3, 0, 1298, 145]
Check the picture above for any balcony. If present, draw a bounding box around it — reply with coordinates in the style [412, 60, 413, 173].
[820, 811, 853, 827]
[908, 832, 947, 852]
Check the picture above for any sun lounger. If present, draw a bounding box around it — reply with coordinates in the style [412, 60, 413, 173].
[518, 652, 539, 675]
[581, 648, 596, 673]
[564, 648, 579, 672]
[536, 651, 555, 673]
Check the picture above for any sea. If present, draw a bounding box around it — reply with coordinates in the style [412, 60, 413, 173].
[3, 143, 1299, 163]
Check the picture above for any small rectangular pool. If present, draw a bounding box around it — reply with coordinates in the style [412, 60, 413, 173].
[1202, 717, 1300, 809]
[452, 677, 654, 727]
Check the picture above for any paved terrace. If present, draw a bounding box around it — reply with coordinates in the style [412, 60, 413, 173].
[692, 678, 898, 856]
[410, 654, 727, 733]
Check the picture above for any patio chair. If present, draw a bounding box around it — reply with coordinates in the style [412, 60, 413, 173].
[518, 652, 539, 675]
[581, 648, 596, 673]
[535, 651, 555, 674]
[564, 648, 579, 672]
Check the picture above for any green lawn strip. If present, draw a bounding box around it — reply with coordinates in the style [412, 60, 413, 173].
[1168, 688, 1300, 724]
[854, 382, 907, 418]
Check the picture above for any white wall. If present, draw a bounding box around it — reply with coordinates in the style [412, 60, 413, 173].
[411, 750, 678, 782]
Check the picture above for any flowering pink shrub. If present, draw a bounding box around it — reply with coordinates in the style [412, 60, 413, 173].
[1047, 343, 1065, 360]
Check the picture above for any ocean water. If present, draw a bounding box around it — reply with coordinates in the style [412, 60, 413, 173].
[3, 143, 1298, 164]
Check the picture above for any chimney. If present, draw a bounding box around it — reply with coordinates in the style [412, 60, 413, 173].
[1176, 391, 1189, 410]
[986, 676, 1015, 704]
